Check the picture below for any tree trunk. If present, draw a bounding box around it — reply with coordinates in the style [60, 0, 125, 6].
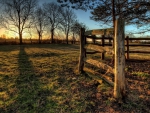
[66, 31, 69, 44]
[111, 0, 116, 64]
[19, 32, 23, 45]
[114, 18, 126, 101]
[38, 32, 41, 44]
[30, 38, 32, 44]
[51, 29, 54, 43]
[73, 33, 75, 44]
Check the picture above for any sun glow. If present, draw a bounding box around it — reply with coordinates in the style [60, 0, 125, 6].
[1, 31, 32, 39]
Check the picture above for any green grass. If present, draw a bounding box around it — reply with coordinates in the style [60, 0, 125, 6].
[0, 44, 100, 113]
[132, 72, 149, 78]
[0, 44, 150, 113]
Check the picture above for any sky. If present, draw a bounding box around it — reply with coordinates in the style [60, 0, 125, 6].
[0, 0, 149, 38]
[0, 0, 101, 38]
[37, 0, 150, 37]
[39, 0, 101, 29]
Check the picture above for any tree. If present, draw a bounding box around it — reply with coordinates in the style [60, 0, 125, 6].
[33, 6, 46, 44]
[57, 0, 99, 10]
[71, 21, 88, 36]
[60, 8, 77, 44]
[90, 0, 150, 28]
[43, 2, 64, 43]
[58, 0, 150, 33]
[0, 0, 37, 44]
[71, 20, 89, 42]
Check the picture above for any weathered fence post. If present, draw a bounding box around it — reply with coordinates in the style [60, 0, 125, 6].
[114, 18, 126, 100]
[92, 36, 96, 44]
[101, 35, 105, 60]
[109, 37, 111, 45]
[78, 28, 85, 73]
[126, 36, 129, 60]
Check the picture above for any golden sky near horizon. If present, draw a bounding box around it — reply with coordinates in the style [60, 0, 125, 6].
[0, 28, 25, 38]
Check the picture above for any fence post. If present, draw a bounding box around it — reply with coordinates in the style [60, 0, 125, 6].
[101, 35, 105, 60]
[109, 37, 111, 46]
[92, 35, 96, 44]
[114, 18, 126, 101]
[126, 36, 129, 60]
[78, 28, 85, 73]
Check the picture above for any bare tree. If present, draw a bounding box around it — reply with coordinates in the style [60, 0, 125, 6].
[71, 20, 89, 42]
[60, 8, 77, 44]
[0, 0, 37, 44]
[71, 20, 89, 36]
[43, 2, 64, 43]
[33, 6, 46, 44]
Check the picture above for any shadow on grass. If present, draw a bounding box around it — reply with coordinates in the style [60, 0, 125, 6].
[0, 45, 20, 52]
[6, 45, 56, 112]
[25, 44, 80, 50]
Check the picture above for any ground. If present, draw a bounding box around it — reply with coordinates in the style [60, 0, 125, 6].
[0, 44, 150, 113]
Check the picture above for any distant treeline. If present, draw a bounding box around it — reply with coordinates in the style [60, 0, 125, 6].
[1, 37, 150, 45]
[0, 38, 80, 45]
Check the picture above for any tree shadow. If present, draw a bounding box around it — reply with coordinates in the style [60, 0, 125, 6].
[25, 44, 80, 50]
[0, 45, 20, 52]
[8, 45, 54, 112]
[126, 59, 150, 62]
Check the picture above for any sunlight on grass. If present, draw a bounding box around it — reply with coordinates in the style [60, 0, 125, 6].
[0, 48, 20, 112]
[0, 44, 149, 112]
[130, 54, 150, 60]
[132, 72, 149, 78]
[0, 44, 95, 112]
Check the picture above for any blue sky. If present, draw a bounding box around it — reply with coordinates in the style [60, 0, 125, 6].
[38, 0, 100, 29]
[38, 0, 150, 37]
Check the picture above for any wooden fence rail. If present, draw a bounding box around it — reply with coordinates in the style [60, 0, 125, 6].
[85, 36, 150, 59]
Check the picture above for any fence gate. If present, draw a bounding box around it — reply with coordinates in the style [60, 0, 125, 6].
[78, 18, 126, 101]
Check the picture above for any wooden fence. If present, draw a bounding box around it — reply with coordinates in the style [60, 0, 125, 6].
[125, 37, 150, 59]
[84, 36, 150, 60]
[78, 19, 126, 100]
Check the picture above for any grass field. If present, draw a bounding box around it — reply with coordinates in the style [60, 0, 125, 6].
[0, 44, 150, 113]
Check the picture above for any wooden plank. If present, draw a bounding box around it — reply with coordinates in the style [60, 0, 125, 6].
[85, 28, 113, 36]
[126, 38, 150, 40]
[86, 51, 100, 54]
[105, 28, 114, 36]
[84, 67, 114, 86]
[85, 35, 113, 40]
[85, 35, 98, 39]
[125, 44, 150, 47]
[85, 44, 114, 54]
[92, 29, 105, 35]
[85, 44, 105, 53]
[85, 58, 114, 74]
[104, 44, 113, 46]
[127, 51, 150, 54]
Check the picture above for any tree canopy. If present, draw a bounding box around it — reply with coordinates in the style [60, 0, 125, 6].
[57, 0, 99, 10]
[58, 0, 150, 34]
[91, 0, 150, 26]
